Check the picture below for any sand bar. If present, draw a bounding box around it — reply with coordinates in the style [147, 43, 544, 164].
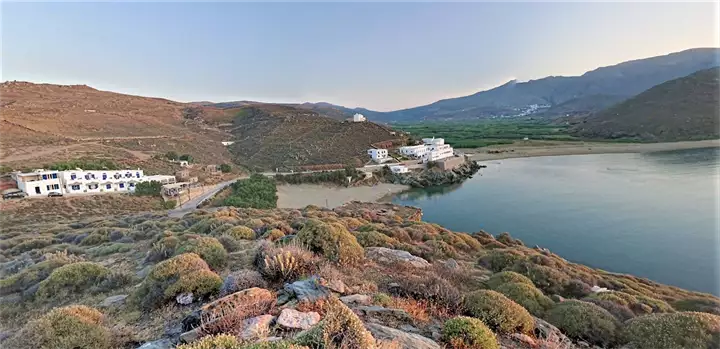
[461, 139, 720, 161]
[276, 183, 410, 209]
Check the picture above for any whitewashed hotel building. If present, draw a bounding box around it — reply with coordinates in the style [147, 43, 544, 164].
[399, 137, 455, 163]
[12, 168, 176, 197]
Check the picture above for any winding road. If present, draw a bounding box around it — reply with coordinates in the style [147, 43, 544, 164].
[167, 177, 244, 217]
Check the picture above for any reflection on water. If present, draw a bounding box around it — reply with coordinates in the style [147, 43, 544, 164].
[392, 147, 720, 295]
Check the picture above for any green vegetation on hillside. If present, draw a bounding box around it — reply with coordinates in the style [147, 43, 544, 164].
[275, 166, 361, 185]
[394, 120, 577, 148]
[47, 159, 119, 171]
[223, 174, 278, 209]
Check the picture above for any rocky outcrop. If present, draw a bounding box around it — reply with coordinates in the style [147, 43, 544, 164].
[366, 323, 441, 349]
[365, 247, 430, 268]
[387, 160, 483, 188]
[284, 276, 331, 302]
[99, 294, 128, 308]
[277, 308, 320, 330]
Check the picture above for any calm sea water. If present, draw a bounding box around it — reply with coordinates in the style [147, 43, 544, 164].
[392, 147, 720, 295]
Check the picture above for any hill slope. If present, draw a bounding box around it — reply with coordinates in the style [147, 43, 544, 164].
[224, 105, 402, 171]
[368, 48, 720, 122]
[571, 68, 720, 141]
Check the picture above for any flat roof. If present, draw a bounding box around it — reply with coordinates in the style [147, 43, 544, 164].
[162, 182, 192, 189]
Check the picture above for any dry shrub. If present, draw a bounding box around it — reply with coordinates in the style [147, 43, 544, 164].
[545, 300, 620, 347]
[392, 274, 464, 314]
[8, 305, 112, 349]
[295, 297, 375, 349]
[463, 290, 534, 335]
[477, 249, 526, 273]
[512, 261, 570, 295]
[622, 311, 720, 349]
[296, 219, 364, 265]
[257, 243, 319, 282]
[583, 298, 636, 322]
[442, 316, 499, 349]
[36, 261, 110, 299]
[221, 269, 268, 296]
[494, 282, 554, 317]
[200, 287, 276, 336]
[263, 229, 286, 242]
[176, 236, 228, 270]
[146, 235, 180, 262]
[134, 253, 222, 309]
[485, 271, 535, 290]
[225, 225, 256, 240]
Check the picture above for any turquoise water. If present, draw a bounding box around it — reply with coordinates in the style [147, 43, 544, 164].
[392, 147, 720, 295]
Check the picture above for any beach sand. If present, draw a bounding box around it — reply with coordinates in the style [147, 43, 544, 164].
[462, 139, 720, 161]
[276, 183, 410, 209]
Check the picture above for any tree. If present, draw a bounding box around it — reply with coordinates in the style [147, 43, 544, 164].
[134, 181, 162, 196]
[179, 154, 194, 163]
[219, 163, 232, 173]
[165, 151, 179, 161]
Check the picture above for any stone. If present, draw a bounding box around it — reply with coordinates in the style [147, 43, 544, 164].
[276, 290, 291, 306]
[323, 277, 347, 294]
[366, 323, 441, 349]
[590, 285, 608, 293]
[277, 308, 321, 330]
[510, 333, 537, 347]
[365, 247, 430, 268]
[240, 315, 275, 340]
[340, 294, 372, 306]
[179, 327, 201, 343]
[355, 306, 412, 325]
[533, 317, 577, 349]
[399, 324, 420, 333]
[136, 339, 174, 349]
[441, 259, 460, 269]
[284, 276, 331, 302]
[136, 265, 153, 279]
[182, 310, 202, 332]
[99, 294, 128, 308]
[176, 292, 194, 305]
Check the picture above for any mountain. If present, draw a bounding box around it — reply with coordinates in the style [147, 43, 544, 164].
[222, 104, 402, 171]
[365, 48, 720, 122]
[570, 68, 720, 141]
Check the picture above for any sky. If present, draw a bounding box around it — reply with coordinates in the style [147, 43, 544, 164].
[2, 2, 719, 111]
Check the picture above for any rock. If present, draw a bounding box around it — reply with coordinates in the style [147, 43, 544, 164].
[277, 308, 321, 330]
[533, 317, 577, 349]
[136, 265, 153, 279]
[365, 247, 430, 268]
[323, 278, 347, 294]
[276, 290, 291, 306]
[99, 294, 128, 308]
[366, 323, 441, 349]
[181, 310, 202, 332]
[179, 327, 201, 343]
[176, 292, 194, 305]
[0, 331, 11, 343]
[590, 286, 608, 293]
[340, 294, 372, 306]
[399, 324, 420, 333]
[0, 294, 21, 305]
[284, 276, 331, 302]
[441, 259, 460, 269]
[578, 341, 591, 348]
[136, 339, 174, 349]
[355, 306, 412, 325]
[240, 315, 275, 340]
[510, 333, 537, 347]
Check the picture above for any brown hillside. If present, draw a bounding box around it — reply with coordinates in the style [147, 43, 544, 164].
[226, 105, 402, 171]
[571, 68, 720, 141]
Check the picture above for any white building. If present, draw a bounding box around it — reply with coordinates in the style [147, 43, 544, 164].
[353, 113, 366, 122]
[221, 141, 235, 146]
[390, 165, 409, 174]
[12, 168, 176, 197]
[367, 148, 389, 163]
[399, 137, 455, 163]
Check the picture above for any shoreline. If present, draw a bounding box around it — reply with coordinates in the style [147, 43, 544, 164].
[276, 183, 410, 209]
[461, 139, 720, 161]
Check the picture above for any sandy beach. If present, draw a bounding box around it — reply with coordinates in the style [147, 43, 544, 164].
[461, 139, 720, 161]
[276, 183, 410, 209]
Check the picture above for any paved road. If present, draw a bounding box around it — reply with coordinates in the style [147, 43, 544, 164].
[167, 177, 244, 217]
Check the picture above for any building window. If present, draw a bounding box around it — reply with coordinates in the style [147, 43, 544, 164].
[71, 185, 81, 191]
[119, 183, 125, 189]
[53, 184, 59, 190]
[106, 184, 112, 189]
[102, 173, 107, 180]
[85, 174, 91, 180]
[42, 174, 48, 180]
[114, 173, 121, 179]
[71, 174, 76, 180]
[51, 173, 58, 179]
[136, 172, 141, 178]
[129, 183, 135, 188]
[46, 185, 50, 191]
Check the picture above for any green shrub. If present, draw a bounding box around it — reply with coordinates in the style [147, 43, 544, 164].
[511, 262, 569, 295]
[354, 230, 398, 248]
[562, 279, 592, 298]
[217, 235, 241, 252]
[134, 253, 222, 309]
[545, 300, 619, 347]
[295, 297, 375, 349]
[583, 298, 635, 322]
[0, 253, 81, 295]
[263, 228, 286, 242]
[622, 312, 720, 349]
[493, 282, 554, 316]
[219, 163, 232, 173]
[673, 297, 720, 315]
[635, 295, 674, 313]
[220, 269, 268, 296]
[8, 305, 112, 349]
[463, 290, 534, 334]
[224, 225, 256, 240]
[146, 235, 180, 262]
[477, 249, 525, 273]
[36, 262, 110, 298]
[296, 219, 364, 265]
[442, 316, 499, 349]
[223, 175, 278, 209]
[587, 291, 637, 307]
[162, 200, 177, 209]
[176, 237, 228, 270]
[485, 271, 534, 290]
[134, 181, 162, 196]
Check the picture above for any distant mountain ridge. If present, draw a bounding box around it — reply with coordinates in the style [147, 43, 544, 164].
[570, 67, 720, 141]
[212, 48, 718, 123]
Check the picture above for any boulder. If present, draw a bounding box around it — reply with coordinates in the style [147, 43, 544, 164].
[179, 328, 201, 343]
[323, 277, 347, 294]
[99, 294, 128, 308]
[365, 247, 430, 268]
[277, 308, 321, 330]
[284, 276, 331, 302]
[340, 294, 372, 306]
[240, 315, 275, 340]
[510, 333, 537, 347]
[533, 316, 578, 349]
[366, 323, 441, 349]
[176, 292, 194, 305]
[441, 259, 460, 269]
[136, 339, 174, 349]
[355, 305, 412, 325]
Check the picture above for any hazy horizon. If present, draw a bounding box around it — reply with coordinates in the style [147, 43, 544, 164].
[2, 2, 718, 111]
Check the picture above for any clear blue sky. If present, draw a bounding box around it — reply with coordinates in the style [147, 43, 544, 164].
[2, 2, 718, 111]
